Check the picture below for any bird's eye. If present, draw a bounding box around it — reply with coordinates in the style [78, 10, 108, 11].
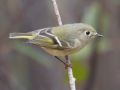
[86, 31, 90, 35]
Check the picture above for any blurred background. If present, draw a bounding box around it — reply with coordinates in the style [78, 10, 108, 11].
[0, 0, 119, 90]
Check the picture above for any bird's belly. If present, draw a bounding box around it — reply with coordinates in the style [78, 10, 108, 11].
[42, 46, 84, 56]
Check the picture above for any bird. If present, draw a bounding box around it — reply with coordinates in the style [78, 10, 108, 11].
[9, 23, 103, 67]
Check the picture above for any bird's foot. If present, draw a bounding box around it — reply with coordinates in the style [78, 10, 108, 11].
[65, 64, 72, 69]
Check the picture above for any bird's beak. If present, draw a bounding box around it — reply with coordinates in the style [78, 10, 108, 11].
[95, 33, 103, 37]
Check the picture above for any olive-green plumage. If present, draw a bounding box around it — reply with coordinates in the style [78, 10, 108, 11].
[9, 23, 102, 56]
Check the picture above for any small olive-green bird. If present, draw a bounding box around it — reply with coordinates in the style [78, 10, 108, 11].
[9, 23, 103, 56]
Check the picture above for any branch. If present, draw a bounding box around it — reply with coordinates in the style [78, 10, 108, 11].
[52, 0, 62, 25]
[65, 56, 76, 90]
[51, 0, 76, 90]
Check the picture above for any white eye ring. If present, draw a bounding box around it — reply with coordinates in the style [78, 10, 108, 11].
[85, 31, 90, 35]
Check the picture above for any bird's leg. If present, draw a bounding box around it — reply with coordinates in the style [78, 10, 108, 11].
[55, 56, 67, 66]
[65, 55, 72, 69]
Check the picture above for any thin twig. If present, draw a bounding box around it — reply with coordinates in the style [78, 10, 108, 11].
[65, 56, 76, 90]
[51, 0, 76, 90]
[52, 0, 62, 25]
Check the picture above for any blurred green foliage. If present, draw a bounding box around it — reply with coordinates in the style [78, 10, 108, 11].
[11, 41, 53, 68]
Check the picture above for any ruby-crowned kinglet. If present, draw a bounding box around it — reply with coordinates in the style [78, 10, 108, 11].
[9, 23, 103, 56]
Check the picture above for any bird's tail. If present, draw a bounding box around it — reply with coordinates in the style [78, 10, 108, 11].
[9, 33, 35, 39]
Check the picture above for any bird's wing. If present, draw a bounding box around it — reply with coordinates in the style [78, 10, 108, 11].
[26, 27, 73, 50]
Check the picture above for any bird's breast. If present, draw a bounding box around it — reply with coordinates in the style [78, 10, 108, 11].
[42, 44, 86, 56]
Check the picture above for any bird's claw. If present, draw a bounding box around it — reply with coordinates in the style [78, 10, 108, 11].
[65, 64, 73, 69]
